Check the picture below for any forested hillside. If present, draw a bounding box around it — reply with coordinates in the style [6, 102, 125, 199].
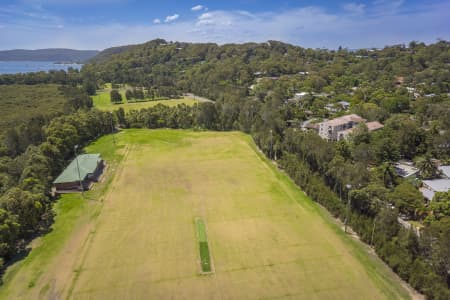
[84, 39, 449, 99]
[0, 39, 449, 298]
[87, 45, 135, 64]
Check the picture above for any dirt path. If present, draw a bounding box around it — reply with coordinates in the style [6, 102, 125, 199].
[3, 146, 132, 300]
[63, 145, 133, 299]
[183, 93, 215, 103]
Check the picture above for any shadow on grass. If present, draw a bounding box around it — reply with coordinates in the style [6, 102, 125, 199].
[0, 203, 57, 285]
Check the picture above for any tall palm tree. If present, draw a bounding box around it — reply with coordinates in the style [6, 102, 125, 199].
[416, 153, 439, 179]
[381, 161, 397, 188]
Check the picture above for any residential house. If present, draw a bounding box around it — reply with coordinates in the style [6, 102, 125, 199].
[366, 121, 384, 131]
[325, 103, 338, 113]
[319, 114, 364, 141]
[301, 119, 319, 132]
[312, 92, 330, 98]
[395, 161, 420, 179]
[318, 115, 383, 141]
[439, 165, 450, 178]
[419, 165, 450, 201]
[421, 179, 450, 201]
[337, 101, 350, 110]
[294, 92, 309, 100]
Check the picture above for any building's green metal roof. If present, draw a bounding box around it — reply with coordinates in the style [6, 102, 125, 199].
[53, 154, 102, 184]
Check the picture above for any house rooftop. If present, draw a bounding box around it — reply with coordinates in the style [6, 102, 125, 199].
[54, 154, 102, 184]
[422, 179, 450, 192]
[395, 162, 419, 178]
[302, 119, 320, 130]
[366, 121, 384, 131]
[323, 114, 365, 127]
[420, 188, 435, 201]
[439, 165, 450, 178]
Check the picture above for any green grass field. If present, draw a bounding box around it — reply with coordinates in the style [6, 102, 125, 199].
[0, 129, 411, 299]
[195, 218, 212, 273]
[91, 90, 201, 111]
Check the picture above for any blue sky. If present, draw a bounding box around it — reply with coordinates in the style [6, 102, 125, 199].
[0, 0, 449, 50]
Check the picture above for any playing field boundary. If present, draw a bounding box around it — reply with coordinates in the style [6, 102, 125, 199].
[0, 130, 411, 299]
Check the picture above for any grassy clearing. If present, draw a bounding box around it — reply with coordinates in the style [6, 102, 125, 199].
[0, 129, 411, 299]
[91, 90, 200, 111]
[0, 194, 88, 298]
[195, 218, 212, 273]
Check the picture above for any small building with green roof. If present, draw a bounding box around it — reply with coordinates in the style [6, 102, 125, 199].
[53, 153, 104, 193]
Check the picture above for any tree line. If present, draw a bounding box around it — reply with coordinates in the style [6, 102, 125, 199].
[112, 91, 449, 298]
[0, 87, 107, 274]
[0, 89, 448, 298]
[0, 38, 448, 297]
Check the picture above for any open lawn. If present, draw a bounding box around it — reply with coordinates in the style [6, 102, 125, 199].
[0, 129, 410, 299]
[91, 90, 201, 111]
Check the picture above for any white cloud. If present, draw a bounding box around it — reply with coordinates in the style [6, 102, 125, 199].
[191, 5, 204, 11]
[0, 1, 449, 50]
[343, 3, 366, 15]
[371, 0, 405, 16]
[0, 5, 62, 23]
[198, 13, 212, 20]
[196, 11, 234, 27]
[153, 18, 161, 24]
[165, 14, 179, 23]
[197, 12, 214, 25]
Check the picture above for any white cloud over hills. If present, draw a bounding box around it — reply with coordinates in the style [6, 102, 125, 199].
[1, 1, 449, 50]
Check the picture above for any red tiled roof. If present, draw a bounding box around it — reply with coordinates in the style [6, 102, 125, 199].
[366, 121, 384, 131]
[323, 114, 365, 126]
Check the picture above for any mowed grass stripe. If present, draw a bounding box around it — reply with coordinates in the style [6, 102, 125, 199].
[196, 218, 208, 243]
[195, 218, 212, 273]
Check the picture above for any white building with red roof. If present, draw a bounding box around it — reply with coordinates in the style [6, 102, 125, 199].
[318, 114, 384, 141]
